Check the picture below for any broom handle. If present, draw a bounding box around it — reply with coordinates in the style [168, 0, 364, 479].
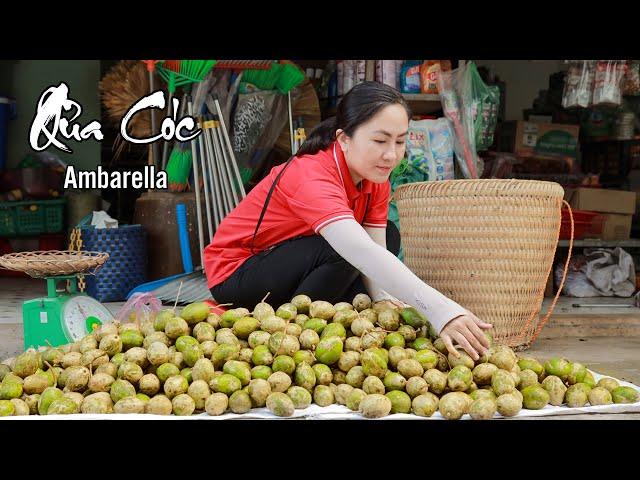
[288, 91, 295, 155]
[212, 117, 239, 207]
[187, 96, 205, 267]
[203, 117, 224, 227]
[161, 91, 173, 170]
[196, 118, 214, 241]
[213, 97, 246, 198]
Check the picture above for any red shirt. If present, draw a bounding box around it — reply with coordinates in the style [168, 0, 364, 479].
[204, 141, 391, 288]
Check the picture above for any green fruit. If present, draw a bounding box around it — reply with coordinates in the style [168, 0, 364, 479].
[315, 337, 343, 365]
[397, 359, 424, 379]
[233, 317, 260, 339]
[287, 386, 312, 409]
[214, 374, 242, 395]
[211, 344, 240, 368]
[294, 314, 310, 327]
[138, 374, 160, 396]
[397, 325, 417, 343]
[488, 345, 517, 371]
[541, 375, 567, 406]
[220, 309, 245, 328]
[248, 331, 271, 349]
[321, 322, 347, 340]
[333, 310, 358, 329]
[266, 392, 295, 417]
[120, 330, 144, 350]
[344, 366, 364, 389]
[268, 332, 300, 357]
[223, 360, 252, 386]
[228, 390, 252, 414]
[172, 393, 196, 415]
[37, 387, 64, 415]
[136, 393, 150, 403]
[383, 372, 407, 392]
[299, 329, 320, 350]
[405, 377, 429, 398]
[361, 349, 388, 379]
[12, 351, 40, 378]
[582, 371, 596, 389]
[193, 323, 216, 343]
[165, 317, 190, 340]
[293, 350, 316, 366]
[448, 365, 473, 392]
[253, 302, 275, 322]
[335, 384, 354, 405]
[110, 379, 136, 403]
[41, 348, 63, 367]
[350, 318, 374, 337]
[611, 386, 639, 404]
[180, 368, 193, 384]
[415, 349, 439, 371]
[388, 346, 408, 370]
[313, 385, 334, 407]
[0, 377, 23, 400]
[412, 338, 432, 351]
[412, 392, 439, 417]
[521, 385, 549, 410]
[247, 379, 271, 408]
[497, 393, 522, 417]
[309, 301, 336, 320]
[377, 309, 400, 331]
[268, 371, 292, 393]
[565, 384, 589, 407]
[205, 392, 229, 416]
[310, 364, 331, 386]
[276, 303, 297, 320]
[439, 392, 471, 420]
[470, 389, 497, 402]
[448, 351, 475, 370]
[519, 369, 539, 390]
[473, 363, 498, 386]
[352, 293, 372, 312]
[0, 364, 11, 382]
[384, 332, 405, 349]
[117, 363, 142, 385]
[588, 387, 613, 406]
[566, 362, 587, 385]
[156, 363, 180, 383]
[294, 362, 316, 391]
[154, 309, 174, 331]
[359, 393, 392, 418]
[291, 295, 312, 315]
[0, 399, 15, 416]
[362, 376, 385, 395]
[433, 338, 448, 355]
[216, 328, 240, 346]
[303, 318, 327, 334]
[191, 358, 216, 383]
[47, 397, 79, 415]
[517, 357, 544, 378]
[544, 358, 571, 380]
[469, 398, 497, 420]
[597, 377, 619, 392]
[23, 374, 50, 395]
[492, 369, 516, 396]
[251, 365, 272, 380]
[346, 388, 367, 411]
[252, 345, 274, 366]
[399, 307, 427, 328]
[182, 345, 204, 368]
[270, 356, 295, 377]
[181, 302, 211, 325]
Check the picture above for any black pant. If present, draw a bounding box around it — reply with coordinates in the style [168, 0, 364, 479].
[211, 221, 401, 310]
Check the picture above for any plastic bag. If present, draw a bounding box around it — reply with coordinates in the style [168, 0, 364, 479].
[231, 90, 277, 169]
[562, 60, 595, 109]
[420, 60, 451, 94]
[437, 64, 479, 179]
[466, 63, 500, 151]
[592, 60, 628, 106]
[115, 292, 163, 325]
[406, 118, 455, 180]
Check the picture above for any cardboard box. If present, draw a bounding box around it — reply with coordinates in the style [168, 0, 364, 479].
[564, 187, 636, 215]
[597, 214, 632, 241]
[498, 121, 580, 158]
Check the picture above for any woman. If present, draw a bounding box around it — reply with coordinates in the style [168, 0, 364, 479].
[204, 81, 491, 360]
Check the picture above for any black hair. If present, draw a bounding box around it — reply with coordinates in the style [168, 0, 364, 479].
[297, 81, 411, 156]
[251, 81, 411, 253]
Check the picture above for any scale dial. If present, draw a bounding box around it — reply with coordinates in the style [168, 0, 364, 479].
[62, 295, 114, 341]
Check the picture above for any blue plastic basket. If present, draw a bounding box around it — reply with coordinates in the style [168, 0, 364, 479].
[81, 224, 147, 302]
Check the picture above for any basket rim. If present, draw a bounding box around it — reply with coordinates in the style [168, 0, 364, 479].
[394, 178, 566, 198]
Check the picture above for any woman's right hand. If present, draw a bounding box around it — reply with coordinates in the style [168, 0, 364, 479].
[440, 311, 493, 361]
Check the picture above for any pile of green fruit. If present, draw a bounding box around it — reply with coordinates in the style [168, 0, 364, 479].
[0, 293, 638, 419]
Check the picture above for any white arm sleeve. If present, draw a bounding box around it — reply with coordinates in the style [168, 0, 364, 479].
[320, 219, 468, 333]
[361, 226, 400, 303]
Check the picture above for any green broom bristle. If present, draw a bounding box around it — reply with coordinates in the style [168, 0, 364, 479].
[166, 142, 193, 191]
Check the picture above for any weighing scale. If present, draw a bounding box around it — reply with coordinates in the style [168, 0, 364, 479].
[0, 250, 114, 349]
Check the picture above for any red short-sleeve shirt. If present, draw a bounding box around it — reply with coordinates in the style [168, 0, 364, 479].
[204, 141, 391, 288]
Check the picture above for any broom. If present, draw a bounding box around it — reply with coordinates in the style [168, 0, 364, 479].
[156, 60, 217, 169]
[166, 93, 193, 191]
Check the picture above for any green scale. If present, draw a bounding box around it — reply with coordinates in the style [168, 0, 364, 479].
[23, 275, 114, 349]
[0, 249, 114, 350]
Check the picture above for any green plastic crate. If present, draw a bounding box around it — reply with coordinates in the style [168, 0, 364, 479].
[0, 199, 66, 236]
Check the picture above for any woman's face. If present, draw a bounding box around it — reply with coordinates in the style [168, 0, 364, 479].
[336, 103, 409, 185]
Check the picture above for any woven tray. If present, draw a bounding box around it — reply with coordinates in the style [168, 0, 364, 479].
[0, 250, 109, 278]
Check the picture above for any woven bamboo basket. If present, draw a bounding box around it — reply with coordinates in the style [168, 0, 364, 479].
[394, 179, 567, 349]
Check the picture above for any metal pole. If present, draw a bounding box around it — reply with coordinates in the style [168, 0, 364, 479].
[186, 96, 205, 268]
[213, 96, 246, 197]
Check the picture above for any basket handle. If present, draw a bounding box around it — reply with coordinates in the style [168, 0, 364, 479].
[516, 199, 574, 346]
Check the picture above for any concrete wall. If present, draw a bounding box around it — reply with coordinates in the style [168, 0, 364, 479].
[475, 60, 566, 121]
[0, 60, 101, 170]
